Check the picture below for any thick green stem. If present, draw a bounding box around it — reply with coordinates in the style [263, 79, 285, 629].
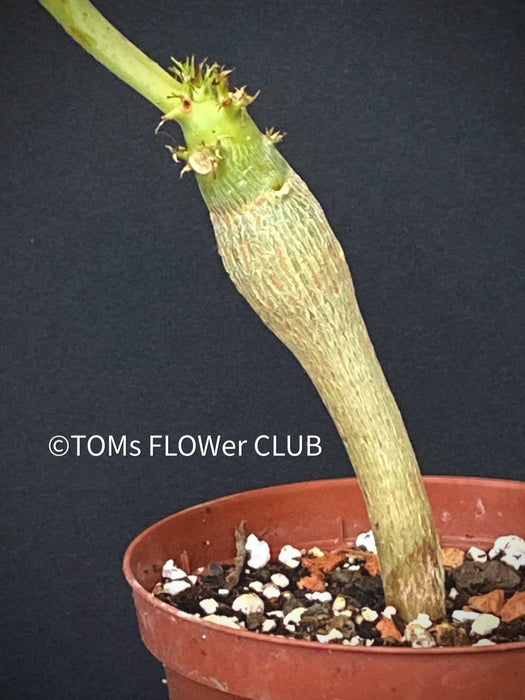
[40, 0, 446, 622]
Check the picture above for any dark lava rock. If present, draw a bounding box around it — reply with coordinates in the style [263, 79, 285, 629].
[342, 575, 385, 610]
[203, 561, 226, 588]
[245, 612, 265, 631]
[451, 560, 521, 595]
[491, 617, 525, 644]
[301, 603, 330, 623]
[282, 594, 307, 615]
[329, 615, 356, 638]
[355, 619, 381, 640]
[298, 604, 332, 638]
[332, 568, 362, 586]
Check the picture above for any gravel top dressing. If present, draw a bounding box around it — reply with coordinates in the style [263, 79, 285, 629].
[153, 529, 525, 648]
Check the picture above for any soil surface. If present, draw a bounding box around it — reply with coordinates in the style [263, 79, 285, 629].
[153, 529, 525, 647]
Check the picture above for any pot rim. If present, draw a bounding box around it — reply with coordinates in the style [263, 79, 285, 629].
[123, 475, 525, 656]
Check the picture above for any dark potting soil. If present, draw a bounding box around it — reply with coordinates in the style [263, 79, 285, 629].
[153, 530, 525, 648]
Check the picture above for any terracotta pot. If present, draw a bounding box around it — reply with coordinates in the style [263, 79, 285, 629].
[123, 476, 525, 699]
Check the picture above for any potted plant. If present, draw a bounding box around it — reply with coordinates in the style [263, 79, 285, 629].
[39, 1, 524, 698]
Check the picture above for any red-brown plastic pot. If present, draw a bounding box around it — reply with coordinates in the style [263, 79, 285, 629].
[123, 476, 525, 699]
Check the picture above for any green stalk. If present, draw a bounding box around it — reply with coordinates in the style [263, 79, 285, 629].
[39, 0, 183, 112]
[40, 0, 445, 622]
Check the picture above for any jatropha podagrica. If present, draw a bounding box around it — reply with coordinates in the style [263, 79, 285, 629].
[40, 0, 445, 622]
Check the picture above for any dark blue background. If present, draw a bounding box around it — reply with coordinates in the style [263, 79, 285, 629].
[2, 1, 523, 697]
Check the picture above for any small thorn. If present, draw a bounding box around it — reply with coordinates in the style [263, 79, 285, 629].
[265, 127, 286, 144]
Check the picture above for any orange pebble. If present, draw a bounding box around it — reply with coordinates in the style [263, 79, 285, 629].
[376, 616, 402, 641]
[364, 553, 381, 577]
[467, 589, 505, 616]
[297, 574, 326, 592]
[501, 591, 525, 622]
[442, 547, 465, 568]
[305, 550, 349, 574]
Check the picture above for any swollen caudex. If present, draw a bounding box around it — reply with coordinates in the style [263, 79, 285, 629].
[161, 59, 445, 622]
[205, 159, 445, 620]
